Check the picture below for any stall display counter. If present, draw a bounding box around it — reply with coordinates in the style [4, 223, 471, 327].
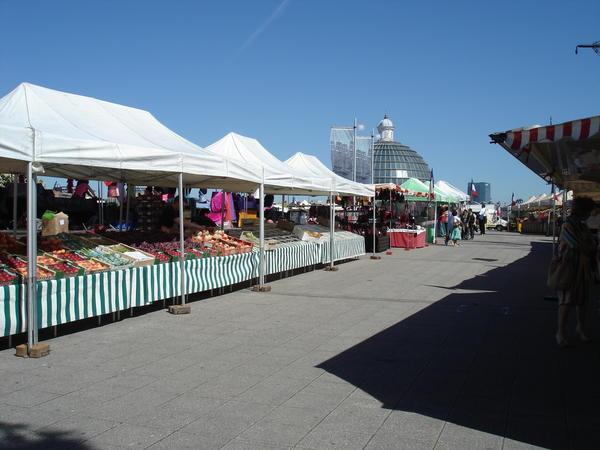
[388, 228, 427, 249]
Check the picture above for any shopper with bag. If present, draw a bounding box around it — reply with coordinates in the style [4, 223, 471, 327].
[551, 197, 597, 348]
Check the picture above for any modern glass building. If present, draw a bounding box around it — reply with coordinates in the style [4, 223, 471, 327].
[467, 182, 492, 203]
[373, 115, 430, 185]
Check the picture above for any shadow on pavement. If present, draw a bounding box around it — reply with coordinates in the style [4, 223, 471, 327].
[318, 241, 600, 449]
[0, 421, 92, 449]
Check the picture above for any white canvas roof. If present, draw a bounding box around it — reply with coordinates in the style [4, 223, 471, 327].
[0, 83, 260, 189]
[435, 180, 469, 202]
[284, 152, 373, 197]
[204, 132, 332, 195]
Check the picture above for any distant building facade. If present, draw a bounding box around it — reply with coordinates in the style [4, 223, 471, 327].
[468, 181, 491, 203]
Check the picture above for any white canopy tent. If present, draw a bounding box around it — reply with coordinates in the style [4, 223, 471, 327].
[284, 152, 374, 270]
[0, 83, 260, 190]
[435, 180, 469, 202]
[0, 83, 264, 353]
[204, 133, 331, 195]
[284, 152, 374, 197]
[205, 133, 347, 282]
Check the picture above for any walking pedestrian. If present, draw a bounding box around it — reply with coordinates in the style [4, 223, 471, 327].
[451, 214, 462, 246]
[555, 197, 597, 348]
[439, 206, 448, 239]
[467, 209, 476, 239]
[461, 210, 469, 239]
[445, 209, 457, 246]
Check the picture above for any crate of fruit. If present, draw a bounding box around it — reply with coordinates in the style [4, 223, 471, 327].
[49, 249, 87, 263]
[74, 258, 111, 274]
[41, 261, 85, 278]
[13, 265, 55, 281]
[0, 267, 18, 286]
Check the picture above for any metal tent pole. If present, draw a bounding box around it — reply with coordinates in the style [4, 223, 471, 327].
[13, 174, 18, 238]
[252, 168, 270, 291]
[118, 184, 124, 231]
[169, 173, 190, 314]
[220, 190, 225, 230]
[179, 174, 186, 305]
[551, 187, 557, 252]
[370, 130, 380, 260]
[125, 184, 132, 229]
[26, 163, 38, 350]
[326, 178, 339, 271]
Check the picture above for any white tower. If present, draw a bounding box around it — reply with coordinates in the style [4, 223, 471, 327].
[377, 115, 395, 142]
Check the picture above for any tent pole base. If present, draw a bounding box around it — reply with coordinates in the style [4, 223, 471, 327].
[168, 305, 191, 315]
[370, 255, 382, 260]
[324, 266, 339, 272]
[15, 343, 50, 358]
[251, 285, 271, 292]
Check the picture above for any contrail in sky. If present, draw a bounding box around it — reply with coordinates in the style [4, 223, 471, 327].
[234, 0, 292, 57]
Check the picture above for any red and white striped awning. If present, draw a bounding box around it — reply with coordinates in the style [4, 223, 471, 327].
[490, 115, 600, 199]
[503, 116, 600, 151]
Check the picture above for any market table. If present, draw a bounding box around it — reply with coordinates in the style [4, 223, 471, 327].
[264, 241, 320, 275]
[388, 228, 427, 249]
[319, 231, 366, 263]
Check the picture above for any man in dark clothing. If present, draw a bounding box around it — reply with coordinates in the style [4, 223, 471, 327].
[467, 209, 476, 239]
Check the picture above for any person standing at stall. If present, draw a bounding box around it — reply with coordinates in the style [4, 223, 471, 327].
[555, 197, 597, 348]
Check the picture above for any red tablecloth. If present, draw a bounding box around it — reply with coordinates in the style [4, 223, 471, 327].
[388, 230, 426, 249]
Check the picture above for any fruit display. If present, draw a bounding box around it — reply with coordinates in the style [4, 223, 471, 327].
[44, 262, 82, 276]
[0, 268, 17, 285]
[14, 265, 54, 280]
[49, 249, 86, 262]
[191, 230, 253, 255]
[75, 259, 110, 273]
[0, 254, 27, 269]
[37, 255, 60, 266]
[79, 248, 131, 268]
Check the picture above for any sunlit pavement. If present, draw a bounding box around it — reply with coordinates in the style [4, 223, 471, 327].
[1, 231, 598, 449]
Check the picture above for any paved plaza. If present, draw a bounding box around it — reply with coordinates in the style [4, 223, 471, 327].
[1, 232, 599, 449]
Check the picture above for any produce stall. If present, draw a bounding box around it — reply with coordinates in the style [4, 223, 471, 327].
[0, 84, 373, 348]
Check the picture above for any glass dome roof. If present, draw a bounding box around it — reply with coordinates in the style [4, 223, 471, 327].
[373, 141, 430, 185]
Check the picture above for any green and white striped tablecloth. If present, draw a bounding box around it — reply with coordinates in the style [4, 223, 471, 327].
[0, 240, 346, 337]
[319, 232, 366, 264]
[37, 269, 131, 329]
[264, 241, 320, 275]
[0, 283, 25, 337]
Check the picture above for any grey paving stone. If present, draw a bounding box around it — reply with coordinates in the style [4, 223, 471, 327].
[297, 426, 374, 450]
[236, 419, 310, 447]
[85, 423, 170, 448]
[37, 415, 119, 443]
[435, 422, 503, 449]
[0, 388, 62, 407]
[148, 430, 226, 449]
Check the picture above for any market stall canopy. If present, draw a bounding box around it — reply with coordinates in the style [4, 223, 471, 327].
[284, 152, 374, 197]
[490, 116, 600, 199]
[0, 83, 260, 189]
[435, 180, 469, 202]
[400, 178, 434, 201]
[204, 132, 331, 195]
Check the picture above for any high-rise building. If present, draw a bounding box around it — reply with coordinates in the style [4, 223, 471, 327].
[468, 181, 491, 203]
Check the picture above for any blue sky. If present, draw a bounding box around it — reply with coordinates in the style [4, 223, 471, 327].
[1, 0, 599, 201]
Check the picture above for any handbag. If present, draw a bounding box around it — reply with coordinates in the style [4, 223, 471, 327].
[547, 251, 576, 290]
